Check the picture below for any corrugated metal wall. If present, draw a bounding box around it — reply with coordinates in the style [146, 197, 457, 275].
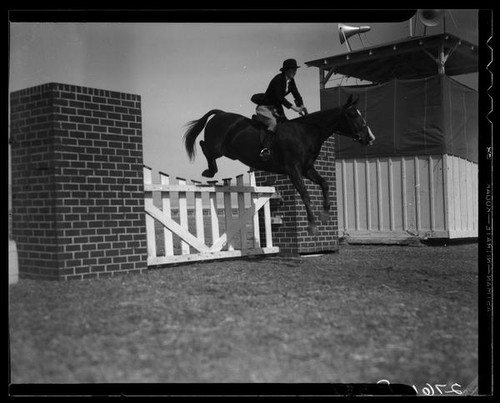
[336, 154, 478, 240]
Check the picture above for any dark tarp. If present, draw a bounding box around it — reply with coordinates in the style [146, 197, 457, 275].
[321, 75, 478, 163]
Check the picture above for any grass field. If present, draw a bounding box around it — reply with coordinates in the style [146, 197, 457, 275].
[9, 243, 478, 392]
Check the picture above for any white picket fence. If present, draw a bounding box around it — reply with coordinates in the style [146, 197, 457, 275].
[143, 166, 279, 266]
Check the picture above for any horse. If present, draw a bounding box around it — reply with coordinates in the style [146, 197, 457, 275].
[183, 94, 375, 235]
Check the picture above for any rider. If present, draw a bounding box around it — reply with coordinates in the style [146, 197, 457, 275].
[254, 58, 306, 160]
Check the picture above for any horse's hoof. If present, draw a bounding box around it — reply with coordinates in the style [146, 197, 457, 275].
[319, 210, 330, 224]
[202, 169, 215, 178]
[307, 224, 319, 236]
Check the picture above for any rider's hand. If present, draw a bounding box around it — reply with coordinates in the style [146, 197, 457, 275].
[291, 105, 303, 114]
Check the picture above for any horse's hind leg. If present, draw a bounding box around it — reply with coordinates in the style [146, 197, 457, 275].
[200, 140, 220, 178]
[304, 167, 330, 224]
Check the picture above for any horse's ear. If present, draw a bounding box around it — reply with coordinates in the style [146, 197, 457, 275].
[344, 94, 354, 108]
[344, 94, 360, 109]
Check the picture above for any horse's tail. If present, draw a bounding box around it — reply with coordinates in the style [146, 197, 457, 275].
[183, 109, 223, 161]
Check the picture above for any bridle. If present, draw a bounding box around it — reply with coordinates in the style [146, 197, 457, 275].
[345, 106, 367, 132]
[344, 106, 369, 143]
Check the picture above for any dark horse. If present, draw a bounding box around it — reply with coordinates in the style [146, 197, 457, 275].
[183, 95, 375, 235]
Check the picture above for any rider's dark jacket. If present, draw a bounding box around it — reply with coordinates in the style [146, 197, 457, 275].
[261, 72, 303, 117]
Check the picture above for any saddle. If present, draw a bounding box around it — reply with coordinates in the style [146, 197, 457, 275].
[251, 114, 273, 149]
[250, 94, 287, 159]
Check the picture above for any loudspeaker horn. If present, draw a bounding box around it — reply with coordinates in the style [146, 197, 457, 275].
[417, 9, 444, 27]
[338, 23, 371, 44]
[338, 23, 371, 52]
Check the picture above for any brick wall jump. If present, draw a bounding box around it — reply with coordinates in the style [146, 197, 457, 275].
[10, 83, 147, 280]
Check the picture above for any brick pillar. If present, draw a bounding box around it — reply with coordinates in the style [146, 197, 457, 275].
[254, 136, 338, 255]
[10, 83, 147, 280]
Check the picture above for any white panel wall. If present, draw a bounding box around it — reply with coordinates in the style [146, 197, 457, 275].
[336, 155, 478, 240]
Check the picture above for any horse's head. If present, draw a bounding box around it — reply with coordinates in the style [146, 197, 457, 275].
[340, 95, 375, 146]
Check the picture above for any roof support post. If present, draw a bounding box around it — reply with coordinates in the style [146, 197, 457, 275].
[319, 66, 336, 89]
[319, 66, 325, 90]
[323, 68, 335, 88]
[438, 41, 446, 75]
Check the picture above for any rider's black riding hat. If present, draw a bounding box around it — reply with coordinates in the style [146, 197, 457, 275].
[280, 59, 300, 72]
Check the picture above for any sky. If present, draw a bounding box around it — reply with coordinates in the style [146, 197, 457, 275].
[9, 10, 479, 183]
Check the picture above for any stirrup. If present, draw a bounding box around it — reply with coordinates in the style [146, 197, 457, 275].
[259, 148, 271, 161]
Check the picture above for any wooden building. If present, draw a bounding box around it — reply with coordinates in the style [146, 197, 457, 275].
[306, 33, 478, 242]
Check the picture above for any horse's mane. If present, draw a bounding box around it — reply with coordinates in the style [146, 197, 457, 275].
[290, 107, 342, 127]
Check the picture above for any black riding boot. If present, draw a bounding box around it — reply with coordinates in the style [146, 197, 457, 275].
[259, 130, 274, 161]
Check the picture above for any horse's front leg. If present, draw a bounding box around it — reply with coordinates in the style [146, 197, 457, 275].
[288, 168, 319, 236]
[304, 167, 330, 224]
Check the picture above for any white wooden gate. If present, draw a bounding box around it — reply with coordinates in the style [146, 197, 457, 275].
[143, 166, 279, 266]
